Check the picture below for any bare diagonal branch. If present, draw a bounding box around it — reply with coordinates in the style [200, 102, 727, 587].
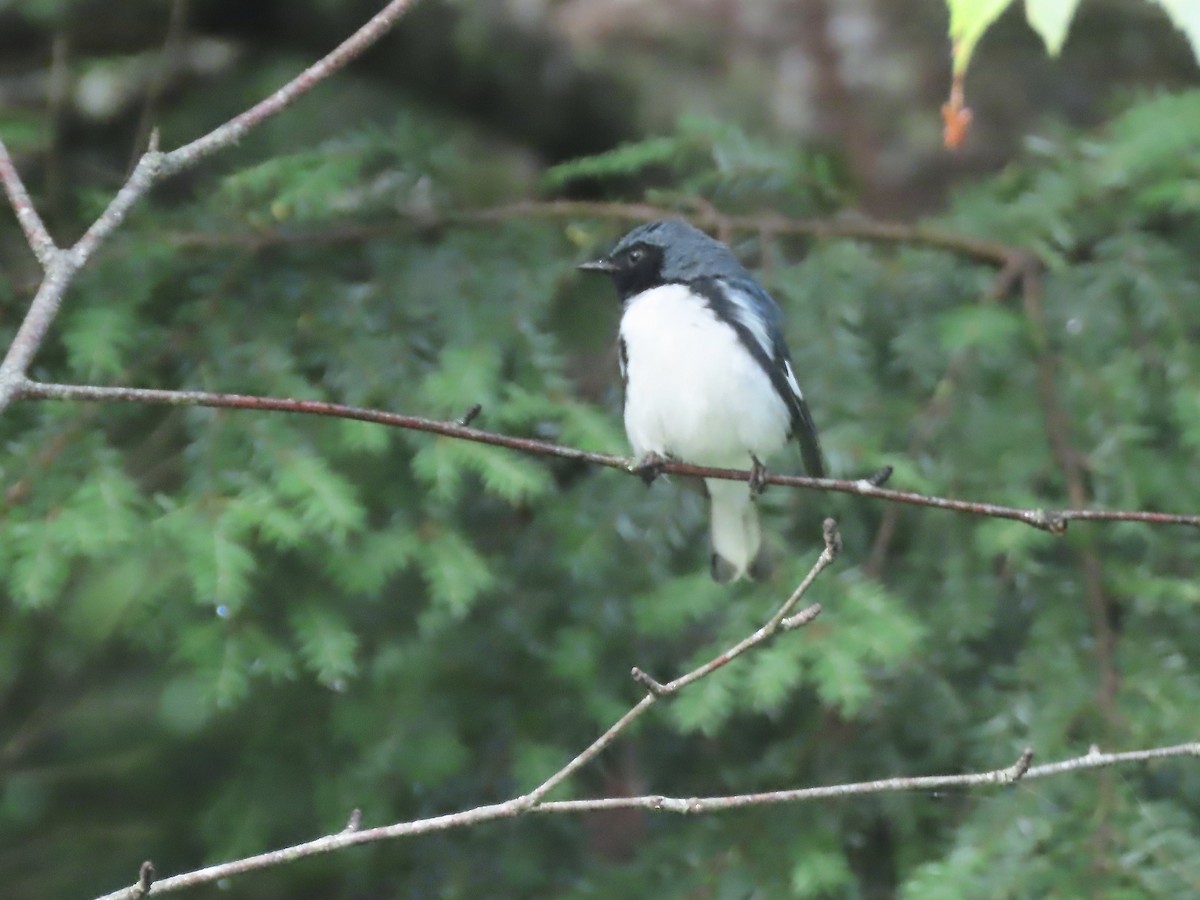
[160, 0, 419, 174]
[72, 133, 162, 266]
[0, 138, 57, 265]
[527, 520, 837, 807]
[0, 0, 421, 416]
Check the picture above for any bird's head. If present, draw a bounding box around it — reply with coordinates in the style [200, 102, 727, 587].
[579, 219, 747, 300]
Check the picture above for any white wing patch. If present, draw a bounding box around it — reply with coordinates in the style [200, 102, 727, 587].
[725, 287, 775, 360]
[783, 360, 804, 401]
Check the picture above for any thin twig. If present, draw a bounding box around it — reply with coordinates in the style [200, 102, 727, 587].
[19, 380, 1200, 532]
[541, 747, 1037, 815]
[0, 260, 77, 409]
[0, 138, 56, 265]
[94, 523, 838, 899]
[461, 201, 1022, 267]
[865, 251, 1030, 577]
[45, 32, 72, 226]
[634, 518, 840, 698]
[523, 521, 836, 804]
[0, 0, 422, 416]
[72, 132, 163, 265]
[1019, 262, 1122, 871]
[159, 0, 420, 176]
[1020, 266, 1121, 723]
[166, 200, 1025, 269]
[131, 862, 155, 899]
[91, 739, 1200, 900]
[129, 0, 190, 172]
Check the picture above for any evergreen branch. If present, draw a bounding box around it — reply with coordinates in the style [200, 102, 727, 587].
[0, 0, 422, 415]
[1017, 257, 1122, 859]
[91, 715, 1200, 899]
[94, 522, 837, 899]
[166, 200, 1026, 268]
[1020, 264, 1121, 727]
[460, 200, 1024, 266]
[865, 251, 1031, 576]
[158, 0, 420, 175]
[527, 520, 837, 808]
[20, 379, 1200, 532]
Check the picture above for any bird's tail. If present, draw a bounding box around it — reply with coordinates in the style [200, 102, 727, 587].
[706, 479, 772, 584]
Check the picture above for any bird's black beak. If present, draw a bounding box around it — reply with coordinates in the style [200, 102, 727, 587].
[578, 257, 617, 274]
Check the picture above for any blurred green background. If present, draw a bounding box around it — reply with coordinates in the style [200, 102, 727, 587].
[2, 1, 1200, 897]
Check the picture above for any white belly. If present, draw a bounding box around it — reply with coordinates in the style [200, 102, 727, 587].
[619, 283, 790, 467]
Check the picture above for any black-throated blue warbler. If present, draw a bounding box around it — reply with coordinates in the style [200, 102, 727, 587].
[581, 220, 825, 583]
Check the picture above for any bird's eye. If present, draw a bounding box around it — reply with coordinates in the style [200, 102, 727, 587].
[627, 247, 645, 265]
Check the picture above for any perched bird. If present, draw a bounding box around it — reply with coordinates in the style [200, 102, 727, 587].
[580, 220, 825, 583]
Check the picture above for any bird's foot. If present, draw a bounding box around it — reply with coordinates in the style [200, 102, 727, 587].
[748, 455, 769, 496]
[630, 451, 671, 486]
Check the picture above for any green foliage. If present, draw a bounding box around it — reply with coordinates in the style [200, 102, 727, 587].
[947, 0, 1200, 74]
[545, 114, 846, 213]
[291, 605, 359, 687]
[4, 37, 1200, 899]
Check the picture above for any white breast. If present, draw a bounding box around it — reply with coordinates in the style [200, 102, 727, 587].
[619, 283, 791, 467]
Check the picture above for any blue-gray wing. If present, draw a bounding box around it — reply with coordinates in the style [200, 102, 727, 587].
[700, 277, 825, 478]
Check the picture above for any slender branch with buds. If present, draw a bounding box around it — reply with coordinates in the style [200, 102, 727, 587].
[91, 521, 837, 899]
[91, 523, 1200, 898]
[17, 379, 1200, 532]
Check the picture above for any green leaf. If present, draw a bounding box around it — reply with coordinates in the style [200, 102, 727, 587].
[670, 669, 737, 736]
[1151, 0, 1200, 63]
[744, 641, 805, 715]
[335, 419, 391, 455]
[157, 506, 256, 613]
[458, 442, 552, 505]
[212, 638, 251, 709]
[323, 526, 420, 595]
[543, 135, 685, 188]
[418, 345, 502, 412]
[417, 528, 492, 619]
[159, 675, 216, 735]
[631, 572, 727, 636]
[1024, 0, 1082, 55]
[810, 642, 873, 716]
[173, 624, 253, 710]
[418, 528, 494, 622]
[61, 305, 137, 380]
[66, 554, 164, 640]
[290, 606, 358, 687]
[9, 522, 71, 609]
[0, 110, 45, 154]
[410, 438, 466, 502]
[555, 401, 626, 452]
[225, 488, 307, 550]
[791, 838, 855, 896]
[946, 0, 1016, 73]
[275, 451, 366, 540]
[937, 305, 1023, 353]
[55, 467, 141, 557]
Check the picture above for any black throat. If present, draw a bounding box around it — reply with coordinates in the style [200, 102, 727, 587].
[610, 245, 665, 301]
